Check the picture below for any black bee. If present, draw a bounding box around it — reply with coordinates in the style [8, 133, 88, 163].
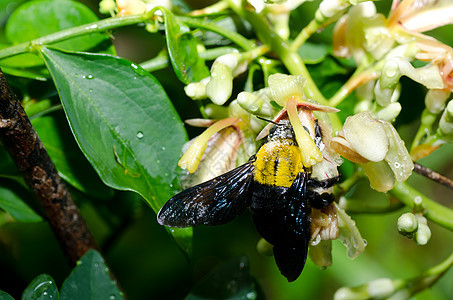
[157, 119, 340, 281]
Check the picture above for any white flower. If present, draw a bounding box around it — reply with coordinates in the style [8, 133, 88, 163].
[331, 112, 414, 192]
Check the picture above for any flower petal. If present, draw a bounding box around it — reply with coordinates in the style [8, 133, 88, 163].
[334, 202, 366, 259]
[362, 160, 396, 192]
[382, 122, 414, 182]
[343, 112, 389, 162]
[399, 0, 453, 32]
[268, 74, 305, 106]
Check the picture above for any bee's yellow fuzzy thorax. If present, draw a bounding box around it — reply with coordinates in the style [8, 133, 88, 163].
[253, 139, 303, 188]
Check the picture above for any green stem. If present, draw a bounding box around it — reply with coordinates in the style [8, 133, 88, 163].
[178, 16, 255, 51]
[290, 19, 319, 51]
[140, 46, 239, 72]
[389, 182, 453, 231]
[410, 108, 438, 151]
[240, 10, 326, 102]
[189, 0, 229, 16]
[339, 197, 404, 214]
[329, 67, 378, 108]
[0, 15, 147, 60]
[407, 251, 453, 296]
[335, 170, 363, 197]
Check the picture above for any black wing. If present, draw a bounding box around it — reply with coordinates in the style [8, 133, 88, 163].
[157, 161, 255, 228]
[251, 172, 311, 282]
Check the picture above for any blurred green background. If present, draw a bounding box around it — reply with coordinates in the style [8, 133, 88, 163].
[0, 0, 452, 299]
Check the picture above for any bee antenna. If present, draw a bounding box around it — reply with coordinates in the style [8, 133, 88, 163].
[256, 116, 280, 126]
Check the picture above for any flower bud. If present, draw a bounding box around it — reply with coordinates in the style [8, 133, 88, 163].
[380, 58, 401, 89]
[334, 278, 396, 300]
[184, 77, 210, 100]
[415, 223, 431, 245]
[99, 0, 117, 14]
[374, 102, 402, 122]
[334, 287, 367, 300]
[237, 92, 273, 117]
[397, 213, 418, 237]
[366, 278, 395, 298]
[116, 0, 146, 15]
[206, 63, 233, 105]
[204, 104, 229, 119]
[438, 100, 453, 139]
[425, 89, 450, 114]
[318, 0, 348, 19]
[374, 81, 401, 107]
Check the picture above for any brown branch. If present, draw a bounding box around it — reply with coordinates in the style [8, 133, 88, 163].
[413, 162, 453, 191]
[0, 68, 98, 264]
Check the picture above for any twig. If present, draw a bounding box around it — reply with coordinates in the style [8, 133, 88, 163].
[413, 162, 453, 190]
[0, 69, 97, 264]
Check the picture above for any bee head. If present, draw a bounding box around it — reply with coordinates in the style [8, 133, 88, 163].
[268, 119, 294, 141]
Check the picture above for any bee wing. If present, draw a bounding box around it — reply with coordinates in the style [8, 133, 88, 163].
[251, 172, 310, 282]
[273, 172, 311, 282]
[157, 161, 255, 228]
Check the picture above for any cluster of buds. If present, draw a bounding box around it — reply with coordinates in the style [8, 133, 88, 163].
[185, 53, 248, 105]
[334, 277, 405, 300]
[397, 212, 432, 245]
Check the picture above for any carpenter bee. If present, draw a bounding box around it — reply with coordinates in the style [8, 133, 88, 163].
[157, 119, 340, 282]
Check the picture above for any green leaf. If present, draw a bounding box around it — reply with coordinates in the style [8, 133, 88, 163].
[0, 0, 25, 27]
[40, 47, 192, 251]
[60, 250, 123, 300]
[187, 256, 263, 300]
[297, 42, 329, 64]
[0, 147, 20, 179]
[0, 180, 42, 223]
[22, 274, 58, 300]
[2, 0, 107, 67]
[32, 112, 114, 199]
[0, 291, 14, 300]
[158, 8, 210, 84]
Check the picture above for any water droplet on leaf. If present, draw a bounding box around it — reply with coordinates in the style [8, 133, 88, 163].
[136, 131, 144, 139]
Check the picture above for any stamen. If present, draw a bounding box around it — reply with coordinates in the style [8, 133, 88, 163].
[286, 97, 323, 167]
[178, 117, 239, 173]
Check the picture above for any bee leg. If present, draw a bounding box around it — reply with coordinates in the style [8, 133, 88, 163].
[307, 190, 335, 209]
[307, 175, 341, 189]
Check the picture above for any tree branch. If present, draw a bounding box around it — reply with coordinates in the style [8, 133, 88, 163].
[0, 69, 97, 264]
[413, 162, 453, 190]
